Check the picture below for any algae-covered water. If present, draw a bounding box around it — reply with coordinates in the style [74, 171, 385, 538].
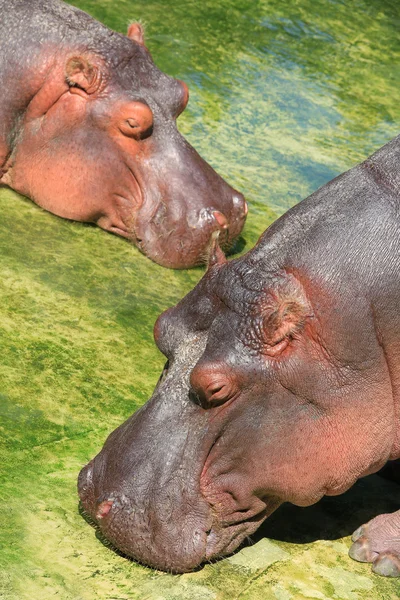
[1, 0, 400, 598]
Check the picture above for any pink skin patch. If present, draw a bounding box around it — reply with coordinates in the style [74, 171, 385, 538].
[212, 211, 228, 229]
[96, 499, 114, 520]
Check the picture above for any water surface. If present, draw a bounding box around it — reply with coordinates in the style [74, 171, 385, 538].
[72, 0, 400, 214]
[1, 0, 400, 598]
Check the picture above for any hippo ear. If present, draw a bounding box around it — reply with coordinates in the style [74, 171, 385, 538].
[206, 231, 227, 268]
[263, 284, 312, 356]
[127, 22, 145, 46]
[66, 56, 101, 94]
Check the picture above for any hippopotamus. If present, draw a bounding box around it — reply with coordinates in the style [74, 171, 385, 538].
[78, 133, 400, 576]
[0, 0, 246, 268]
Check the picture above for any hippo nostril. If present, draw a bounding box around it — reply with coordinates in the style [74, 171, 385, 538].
[96, 499, 114, 520]
[78, 461, 93, 498]
[212, 211, 228, 230]
[232, 193, 248, 217]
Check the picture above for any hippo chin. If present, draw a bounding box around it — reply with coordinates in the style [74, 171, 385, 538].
[0, 0, 246, 268]
[79, 134, 400, 575]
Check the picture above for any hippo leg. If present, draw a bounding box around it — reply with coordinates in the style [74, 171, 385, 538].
[349, 510, 400, 577]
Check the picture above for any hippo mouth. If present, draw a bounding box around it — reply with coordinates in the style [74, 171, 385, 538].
[111, 173, 246, 268]
[95, 164, 143, 240]
[132, 195, 247, 269]
[119, 152, 247, 269]
[204, 497, 282, 562]
[200, 441, 283, 563]
[101, 157, 247, 268]
[78, 429, 281, 572]
[78, 483, 279, 573]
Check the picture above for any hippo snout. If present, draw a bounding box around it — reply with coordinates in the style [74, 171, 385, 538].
[78, 461, 96, 517]
[78, 457, 211, 572]
[131, 140, 248, 269]
[197, 191, 248, 236]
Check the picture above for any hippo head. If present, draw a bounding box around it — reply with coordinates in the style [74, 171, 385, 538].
[78, 229, 393, 571]
[4, 24, 246, 268]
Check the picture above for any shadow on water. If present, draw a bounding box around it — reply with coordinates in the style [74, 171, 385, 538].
[79, 473, 400, 567]
[251, 474, 400, 546]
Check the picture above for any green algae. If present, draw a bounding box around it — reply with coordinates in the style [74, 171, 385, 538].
[226, 539, 290, 572]
[2, 0, 400, 598]
[70, 0, 400, 213]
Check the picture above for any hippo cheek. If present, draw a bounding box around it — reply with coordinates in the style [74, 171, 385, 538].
[9, 120, 144, 238]
[198, 435, 283, 561]
[195, 387, 332, 561]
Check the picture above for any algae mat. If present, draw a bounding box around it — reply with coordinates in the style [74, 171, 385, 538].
[1, 0, 400, 598]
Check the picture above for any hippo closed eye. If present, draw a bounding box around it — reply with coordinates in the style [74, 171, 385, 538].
[79, 129, 400, 576]
[0, 0, 247, 268]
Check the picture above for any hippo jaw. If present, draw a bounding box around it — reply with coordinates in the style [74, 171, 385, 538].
[203, 494, 282, 562]
[77, 399, 282, 573]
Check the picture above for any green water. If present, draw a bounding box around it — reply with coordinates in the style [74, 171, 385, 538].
[75, 0, 400, 214]
[1, 0, 400, 598]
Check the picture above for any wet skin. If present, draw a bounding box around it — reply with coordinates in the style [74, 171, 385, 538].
[0, 0, 247, 268]
[79, 135, 400, 574]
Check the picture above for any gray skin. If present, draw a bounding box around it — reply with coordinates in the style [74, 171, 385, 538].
[0, 0, 246, 268]
[79, 135, 400, 575]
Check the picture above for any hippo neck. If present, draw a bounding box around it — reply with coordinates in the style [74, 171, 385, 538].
[2, 0, 138, 67]
[0, 0, 138, 172]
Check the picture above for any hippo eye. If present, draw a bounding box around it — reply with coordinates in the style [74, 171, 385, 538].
[117, 101, 154, 139]
[118, 118, 142, 139]
[126, 118, 139, 129]
[119, 117, 153, 140]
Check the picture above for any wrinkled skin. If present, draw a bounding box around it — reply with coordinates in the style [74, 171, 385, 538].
[79, 135, 400, 574]
[0, 0, 246, 268]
